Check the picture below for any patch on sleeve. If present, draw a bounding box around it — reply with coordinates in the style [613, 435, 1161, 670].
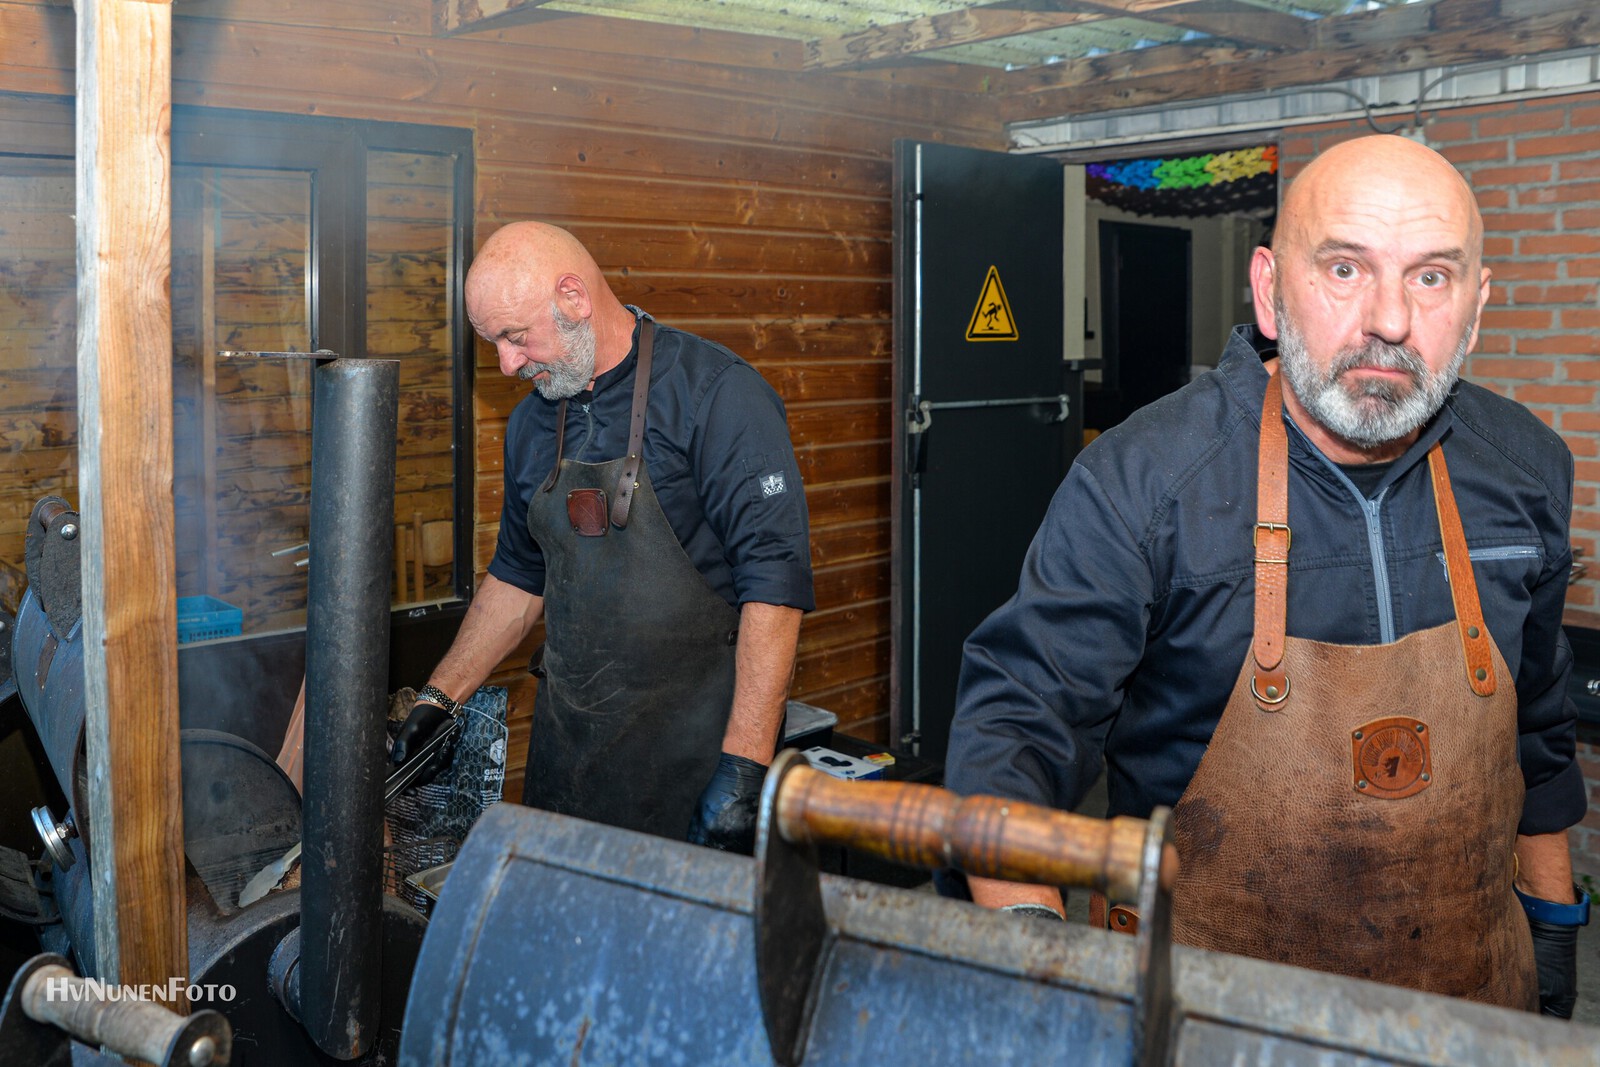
[759, 472, 788, 498]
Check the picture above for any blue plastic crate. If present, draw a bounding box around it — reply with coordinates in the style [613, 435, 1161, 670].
[176, 595, 242, 644]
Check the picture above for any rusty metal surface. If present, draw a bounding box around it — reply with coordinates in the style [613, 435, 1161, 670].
[401, 803, 1600, 1066]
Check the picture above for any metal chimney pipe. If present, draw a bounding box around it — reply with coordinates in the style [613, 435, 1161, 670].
[299, 357, 398, 1059]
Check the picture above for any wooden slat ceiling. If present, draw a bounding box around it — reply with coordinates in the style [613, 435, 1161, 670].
[438, 0, 1600, 123]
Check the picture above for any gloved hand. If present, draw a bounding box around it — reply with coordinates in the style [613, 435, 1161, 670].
[389, 701, 456, 787]
[686, 753, 767, 855]
[1529, 916, 1578, 1019]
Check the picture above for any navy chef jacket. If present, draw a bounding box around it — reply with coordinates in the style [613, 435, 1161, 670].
[947, 325, 1584, 838]
[488, 310, 815, 613]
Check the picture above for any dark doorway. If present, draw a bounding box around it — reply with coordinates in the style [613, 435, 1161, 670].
[891, 141, 1084, 766]
[1089, 220, 1192, 431]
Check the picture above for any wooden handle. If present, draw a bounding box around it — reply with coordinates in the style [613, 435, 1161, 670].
[775, 764, 1175, 902]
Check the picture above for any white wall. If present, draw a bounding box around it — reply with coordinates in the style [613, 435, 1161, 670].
[1081, 202, 1265, 374]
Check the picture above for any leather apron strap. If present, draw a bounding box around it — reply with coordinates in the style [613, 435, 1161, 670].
[1429, 447, 1498, 696]
[538, 318, 657, 511]
[1250, 377, 1291, 710]
[1252, 375, 1494, 706]
[610, 319, 654, 529]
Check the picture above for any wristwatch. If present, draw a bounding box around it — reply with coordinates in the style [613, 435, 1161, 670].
[1514, 884, 1591, 926]
[416, 684, 461, 719]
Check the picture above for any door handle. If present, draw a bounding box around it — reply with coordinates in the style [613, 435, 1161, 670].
[907, 394, 1070, 433]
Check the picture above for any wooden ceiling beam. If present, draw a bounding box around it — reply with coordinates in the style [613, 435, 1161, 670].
[802, 0, 1268, 71]
[805, 7, 1105, 71]
[1089, 0, 1313, 51]
[434, 0, 569, 36]
[1000, 0, 1598, 121]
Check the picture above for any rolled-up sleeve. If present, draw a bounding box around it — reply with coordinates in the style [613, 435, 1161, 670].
[946, 462, 1153, 813]
[691, 363, 814, 611]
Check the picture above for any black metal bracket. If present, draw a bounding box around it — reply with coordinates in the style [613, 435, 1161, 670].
[23, 497, 81, 641]
[753, 748, 833, 1067]
[1132, 806, 1178, 1067]
[0, 607, 14, 705]
[0, 954, 73, 1067]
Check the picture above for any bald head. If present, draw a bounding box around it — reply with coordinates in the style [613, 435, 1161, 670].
[1275, 134, 1483, 262]
[466, 221, 636, 385]
[466, 221, 608, 310]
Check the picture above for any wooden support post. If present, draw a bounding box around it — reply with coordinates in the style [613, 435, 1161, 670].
[74, 0, 187, 988]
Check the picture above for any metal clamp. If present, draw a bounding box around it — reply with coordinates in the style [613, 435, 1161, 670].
[752, 750, 832, 1067]
[30, 808, 76, 871]
[1131, 807, 1177, 1067]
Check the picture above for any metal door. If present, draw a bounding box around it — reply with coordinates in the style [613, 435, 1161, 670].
[891, 141, 1081, 765]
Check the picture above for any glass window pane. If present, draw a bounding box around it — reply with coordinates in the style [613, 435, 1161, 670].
[0, 159, 77, 587]
[172, 165, 315, 634]
[367, 149, 457, 606]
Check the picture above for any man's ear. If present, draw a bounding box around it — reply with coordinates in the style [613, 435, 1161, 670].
[1466, 264, 1492, 354]
[1249, 246, 1279, 340]
[554, 272, 591, 319]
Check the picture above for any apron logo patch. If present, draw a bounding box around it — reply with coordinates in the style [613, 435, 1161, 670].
[1351, 716, 1432, 800]
[760, 473, 787, 498]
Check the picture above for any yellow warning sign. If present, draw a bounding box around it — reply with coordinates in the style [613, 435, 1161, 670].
[965, 265, 1018, 341]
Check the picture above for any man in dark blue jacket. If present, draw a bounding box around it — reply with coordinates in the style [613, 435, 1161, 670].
[948, 135, 1587, 1015]
[392, 222, 814, 855]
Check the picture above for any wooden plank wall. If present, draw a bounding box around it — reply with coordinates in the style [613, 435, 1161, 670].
[0, 0, 1006, 784]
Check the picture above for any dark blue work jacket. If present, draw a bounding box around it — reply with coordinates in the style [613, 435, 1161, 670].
[948, 325, 1583, 837]
[489, 310, 814, 613]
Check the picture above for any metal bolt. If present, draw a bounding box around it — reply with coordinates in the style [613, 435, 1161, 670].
[188, 1035, 217, 1067]
[1420, 773, 1431, 782]
[1353, 730, 1363, 740]
[1265, 685, 1279, 699]
[1475, 668, 1487, 681]
[1415, 723, 1426, 733]
[1357, 780, 1368, 789]
[60, 523, 78, 541]
[1467, 626, 1479, 639]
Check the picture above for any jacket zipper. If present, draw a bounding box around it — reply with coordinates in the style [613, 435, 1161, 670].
[1362, 490, 1397, 644]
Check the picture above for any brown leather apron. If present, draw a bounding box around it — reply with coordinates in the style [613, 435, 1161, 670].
[1160, 372, 1537, 1008]
[521, 321, 740, 841]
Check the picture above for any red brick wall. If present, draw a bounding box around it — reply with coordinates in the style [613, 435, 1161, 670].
[1279, 94, 1600, 878]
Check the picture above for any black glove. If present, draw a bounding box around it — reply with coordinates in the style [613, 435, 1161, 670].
[1529, 916, 1578, 1019]
[389, 701, 456, 788]
[686, 753, 767, 855]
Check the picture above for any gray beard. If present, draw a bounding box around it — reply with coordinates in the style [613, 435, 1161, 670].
[520, 304, 597, 400]
[1276, 299, 1469, 450]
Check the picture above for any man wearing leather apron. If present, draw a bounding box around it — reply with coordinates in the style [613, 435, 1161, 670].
[392, 222, 814, 854]
[944, 135, 1589, 1015]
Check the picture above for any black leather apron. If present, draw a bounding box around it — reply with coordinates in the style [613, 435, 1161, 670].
[521, 321, 740, 840]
